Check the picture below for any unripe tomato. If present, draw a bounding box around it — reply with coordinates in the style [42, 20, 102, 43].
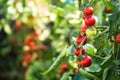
[81, 25, 87, 32]
[81, 56, 92, 67]
[86, 27, 96, 36]
[74, 48, 80, 56]
[61, 64, 68, 71]
[84, 7, 94, 15]
[84, 16, 96, 26]
[74, 68, 79, 74]
[116, 34, 120, 44]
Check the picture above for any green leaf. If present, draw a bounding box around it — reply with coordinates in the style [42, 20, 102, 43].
[68, 45, 75, 56]
[41, 45, 68, 75]
[22, 0, 26, 8]
[108, 9, 120, 36]
[72, 74, 88, 80]
[60, 72, 73, 80]
[79, 68, 100, 80]
[69, 56, 78, 68]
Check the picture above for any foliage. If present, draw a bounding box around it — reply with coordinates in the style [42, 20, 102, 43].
[0, 0, 120, 80]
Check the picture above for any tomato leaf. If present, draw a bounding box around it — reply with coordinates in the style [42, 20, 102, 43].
[41, 45, 68, 75]
[60, 72, 74, 80]
[72, 74, 88, 80]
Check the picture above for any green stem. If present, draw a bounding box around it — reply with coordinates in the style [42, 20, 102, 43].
[79, 68, 100, 80]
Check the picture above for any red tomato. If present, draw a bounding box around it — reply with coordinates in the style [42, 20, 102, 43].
[78, 56, 92, 67]
[74, 68, 79, 74]
[81, 56, 92, 67]
[40, 44, 46, 51]
[34, 29, 41, 37]
[23, 54, 32, 65]
[82, 48, 85, 55]
[116, 34, 120, 44]
[25, 36, 34, 46]
[81, 25, 87, 32]
[84, 7, 94, 15]
[84, 16, 96, 26]
[61, 64, 68, 71]
[74, 48, 80, 56]
[76, 34, 88, 45]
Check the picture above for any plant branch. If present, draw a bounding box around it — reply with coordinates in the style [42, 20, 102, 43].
[79, 68, 100, 80]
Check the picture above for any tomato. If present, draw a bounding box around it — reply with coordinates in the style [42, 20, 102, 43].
[81, 25, 87, 32]
[29, 42, 38, 51]
[25, 36, 34, 46]
[81, 56, 92, 67]
[74, 68, 79, 74]
[40, 44, 46, 51]
[84, 16, 96, 26]
[23, 54, 32, 65]
[116, 34, 120, 44]
[14, 21, 24, 30]
[104, 7, 114, 13]
[76, 34, 88, 45]
[74, 48, 80, 56]
[86, 26, 96, 36]
[84, 7, 94, 16]
[34, 29, 41, 37]
[61, 64, 68, 71]
[78, 56, 92, 67]
[82, 48, 85, 55]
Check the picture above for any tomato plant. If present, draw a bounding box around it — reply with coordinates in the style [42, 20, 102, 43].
[0, 0, 120, 80]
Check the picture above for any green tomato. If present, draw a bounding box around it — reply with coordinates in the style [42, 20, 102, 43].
[83, 44, 97, 54]
[86, 27, 97, 36]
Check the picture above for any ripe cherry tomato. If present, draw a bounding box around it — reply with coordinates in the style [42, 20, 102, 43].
[78, 56, 92, 67]
[74, 48, 80, 56]
[82, 48, 85, 55]
[76, 34, 88, 45]
[81, 56, 92, 67]
[84, 16, 96, 26]
[23, 54, 32, 65]
[116, 34, 120, 44]
[81, 25, 87, 32]
[84, 7, 94, 15]
[34, 29, 41, 37]
[61, 64, 68, 71]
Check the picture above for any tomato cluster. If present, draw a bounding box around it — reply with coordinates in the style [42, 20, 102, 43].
[81, 7, 96, 37]
[73, 7, 97, 70]
[22, 29, 46, 66]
